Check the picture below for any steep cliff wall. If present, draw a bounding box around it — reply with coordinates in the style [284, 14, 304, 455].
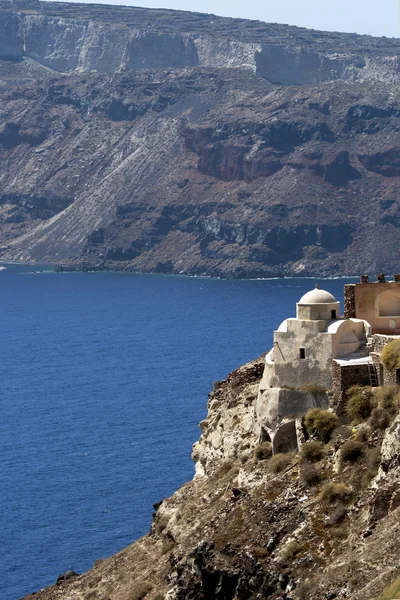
[0, 1, 400, 84]
[0, 1, 399, 277]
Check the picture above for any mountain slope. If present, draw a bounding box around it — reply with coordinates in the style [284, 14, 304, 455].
[0, 2, 399, 276]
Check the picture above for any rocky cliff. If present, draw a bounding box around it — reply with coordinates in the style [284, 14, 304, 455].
[0, 1, 400, 277]
[21, 356, 400, 600]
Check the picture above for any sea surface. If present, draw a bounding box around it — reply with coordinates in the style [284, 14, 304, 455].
[0, 266, 355, 600]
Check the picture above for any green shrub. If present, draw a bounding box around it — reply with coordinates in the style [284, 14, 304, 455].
[304, 408, 340, 443]
[381, 339, 400, 371]
[269, 452, 296, 474]
[340, 440, 365, 464]
[300, 462, 321, 487]
[345, 387, 377, 423]
[319, 482, 352, 505]
[253, 441, 272, 461]
[369, 407, 391, 431]
[300, 441, 325, 463]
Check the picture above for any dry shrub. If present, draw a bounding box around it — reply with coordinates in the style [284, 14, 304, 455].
[369, 407, 391, 431]
[345, 387, 377, 423]
[320, 482, 352, 505]
[253, 441, 272, 461]
[374, 386, 399, 413]
[131, 582, 152, 600]
[295, 580, 315, 600]
[300, 462, 321, 487]
[304, 408, 339, 443]
[340, 440, 365, 464]
[298, 384, 327, 394]
[327, 505, 347, 526]
[300, 441, 325, 463]
[381, 339, 400, 371]
[269, 452, 295, 474]
[281, 540, 307, 561]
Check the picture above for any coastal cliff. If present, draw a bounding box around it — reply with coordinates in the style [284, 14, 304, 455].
[22, 354, 400, 600]
[0, 1, 399, 277]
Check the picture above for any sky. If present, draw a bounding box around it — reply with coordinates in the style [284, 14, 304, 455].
[63, 0, 400, 38]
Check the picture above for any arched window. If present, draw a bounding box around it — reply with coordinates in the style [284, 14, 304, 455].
[378, 291, 400, 317]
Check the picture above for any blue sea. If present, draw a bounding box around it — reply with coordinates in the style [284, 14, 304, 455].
[0, 266, 354, 600]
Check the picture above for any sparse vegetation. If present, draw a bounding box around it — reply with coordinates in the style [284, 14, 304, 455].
[253, 441, 272, 461]
[298, 383, 327, 394]
[320, 482, 352, 505]
[377, 576, 400, 600]
[269, 452, 296, 474]
[369, 407, 391, 431]
[340, 440, 366, 464]
[300, 441, 325, 463]
[131, 582, 152, 600]
[281, 540, 307, 560]
[300, 462, 322, 487]
[381, 339, 400, 372]
[374, 386, 399, 413]
[345, 386, 377, 423]
[295, 580, 315, 600]
[304, 408, 339, 443]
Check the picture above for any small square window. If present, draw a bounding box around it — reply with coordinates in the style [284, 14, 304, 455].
[300, 348, 306, 359]
[331, 310, 337, 319]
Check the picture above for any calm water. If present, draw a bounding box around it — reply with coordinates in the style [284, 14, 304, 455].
[0, 266, 353, 600]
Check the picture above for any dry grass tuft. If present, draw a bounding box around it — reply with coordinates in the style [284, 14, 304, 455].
[381, 339, 400, 371]
[300, 462, 322, 487]
[345, 387, 377, 423]
[253, 441, 272, 461]
[369, 407, 391, 431]
[269, 452, 296, 474]
[319, 482, 352, 505]
[304, 408, 339, 443]
[300, 441, 325, 463]
[340, 440, 366, 464]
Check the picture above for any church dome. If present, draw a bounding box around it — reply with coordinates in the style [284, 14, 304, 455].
[298, 286, 337, 305]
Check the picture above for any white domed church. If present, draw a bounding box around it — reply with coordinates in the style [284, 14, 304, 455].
[255, 284, 372, 453]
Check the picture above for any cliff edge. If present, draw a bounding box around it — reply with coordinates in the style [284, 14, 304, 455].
[21, 354, 400, 600]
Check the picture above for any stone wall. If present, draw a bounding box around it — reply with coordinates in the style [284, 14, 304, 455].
[331, 359, 371, 413]
[344, 284, 356, 319]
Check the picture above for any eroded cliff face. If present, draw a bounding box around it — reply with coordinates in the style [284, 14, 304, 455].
[0, 1, 399, 277]
[21, 356, 400, 600]
[1, 1, 400, 85]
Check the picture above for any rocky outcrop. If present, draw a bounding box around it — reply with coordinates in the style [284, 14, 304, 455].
[20, 352, 400, 600]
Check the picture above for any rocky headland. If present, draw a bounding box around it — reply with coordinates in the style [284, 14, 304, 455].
[20, 353, 400, 600]
[0, 1, 399, 277]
